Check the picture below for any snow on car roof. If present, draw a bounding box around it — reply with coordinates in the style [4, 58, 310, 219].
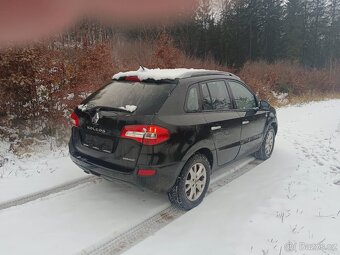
[112, 67, 240, 81]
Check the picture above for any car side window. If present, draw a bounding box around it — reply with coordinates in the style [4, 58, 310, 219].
[205, 81, 232, 110]
[186, 86, 199, 112]
[228, 81, 257, 110]
[201, 83, 213, 110]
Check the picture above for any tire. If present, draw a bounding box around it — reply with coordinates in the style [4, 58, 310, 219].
[255, 125, 275, 160]
[168, 154, 211, 210]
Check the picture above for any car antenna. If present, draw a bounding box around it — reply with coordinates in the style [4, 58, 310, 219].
[139, 65, 146, 71]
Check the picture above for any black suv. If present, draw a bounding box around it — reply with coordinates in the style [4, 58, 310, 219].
[69, 69, 277, 210]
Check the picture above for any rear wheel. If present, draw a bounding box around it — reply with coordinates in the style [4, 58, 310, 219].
[255, 126, 275, 160]
[168, 154, 211, 210]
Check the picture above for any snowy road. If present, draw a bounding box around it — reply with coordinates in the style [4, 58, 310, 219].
[0, 99, 339, 255]
[0, 154, 258, 255]
[0, 177, 169, 254]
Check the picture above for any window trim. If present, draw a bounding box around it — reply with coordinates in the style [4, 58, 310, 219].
[200, 82, 213, 111]
[226, 79, 259, 111]
[199, 79, 234, 112]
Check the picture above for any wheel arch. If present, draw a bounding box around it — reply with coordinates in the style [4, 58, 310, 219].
[181, 142, 216, 171]
[195, 148, 214, 168]
[271, 121, 278, 134]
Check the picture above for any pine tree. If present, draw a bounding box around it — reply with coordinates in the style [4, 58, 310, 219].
[327, 0, 340, 72]
[257, 0, 284, 61]
[305, 0, 329, 67]
[283, 0, 306, 61]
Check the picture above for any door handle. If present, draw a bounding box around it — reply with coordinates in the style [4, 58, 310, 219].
[211, 126, 221, 131]
[242, 120, 250, 125]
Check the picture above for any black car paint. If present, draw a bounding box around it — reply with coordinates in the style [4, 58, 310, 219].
[69, 74, 277, 192]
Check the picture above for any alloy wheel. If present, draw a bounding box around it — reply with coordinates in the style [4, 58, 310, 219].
[185, 163, 207, 201]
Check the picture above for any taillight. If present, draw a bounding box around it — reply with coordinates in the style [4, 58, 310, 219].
[70, 112, 79, 127]
[120, 125, 170, 145]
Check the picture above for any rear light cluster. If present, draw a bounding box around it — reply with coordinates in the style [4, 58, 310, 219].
[70, 112, 79, 127]
[125, 76, 141, 82]
[120, 125, 169, 145]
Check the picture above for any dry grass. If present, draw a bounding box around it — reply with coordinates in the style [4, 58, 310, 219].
[279, 92, 340, 107]
[239, 60, 340, 103]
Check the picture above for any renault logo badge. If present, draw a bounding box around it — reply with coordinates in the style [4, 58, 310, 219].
[92, 112, 100, 125]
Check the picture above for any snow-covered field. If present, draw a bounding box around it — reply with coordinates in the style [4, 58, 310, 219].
[126, 100, 340, 255]
[0, 99, 339, 255]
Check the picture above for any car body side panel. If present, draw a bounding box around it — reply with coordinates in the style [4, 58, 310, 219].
[149, 113, 212, 162]
[202, 111, 242, 165]
[153, 78, 219, 170]
[238, 109, 268, 156]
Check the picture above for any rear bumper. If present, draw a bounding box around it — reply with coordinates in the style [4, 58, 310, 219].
[69, 141, 184, 192]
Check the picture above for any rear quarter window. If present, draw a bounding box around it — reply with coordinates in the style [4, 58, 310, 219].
[186, 86, 199, 112]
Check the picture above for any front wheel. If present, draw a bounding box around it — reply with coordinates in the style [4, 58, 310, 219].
[168, 154, 211, 210]
[255, 126, 275, 160]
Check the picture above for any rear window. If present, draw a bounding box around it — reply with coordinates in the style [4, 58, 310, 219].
[83, 81, 176, 115]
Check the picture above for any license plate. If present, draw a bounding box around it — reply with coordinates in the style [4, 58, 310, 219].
[81, 132, 114, 153]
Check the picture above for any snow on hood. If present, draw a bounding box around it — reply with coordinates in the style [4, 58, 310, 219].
[118, 105, 137, 112]
[112, 67, 211, 81]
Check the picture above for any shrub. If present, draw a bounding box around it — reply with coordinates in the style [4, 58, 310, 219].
[0, 43, 114, 137]
[0, 37, 179, 149]
[238, 60, 340, 103]
[0, 47, 41, 119]
[1, 34, 339, 141]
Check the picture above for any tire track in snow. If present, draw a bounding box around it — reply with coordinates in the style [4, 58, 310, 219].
[0, 175, 98, 211]
[78, 158, 263, 255]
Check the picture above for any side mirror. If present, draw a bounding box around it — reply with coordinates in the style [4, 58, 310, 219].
[259, 100, 270, 110]
[245, 106, 259, 117]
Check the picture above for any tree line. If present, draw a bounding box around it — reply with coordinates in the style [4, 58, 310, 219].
[169, 0, 340, 69]
[54, 0, 340, 70]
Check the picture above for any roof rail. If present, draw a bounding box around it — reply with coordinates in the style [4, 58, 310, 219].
[112, 68, 240, 81]
[185, 70, 240, 80]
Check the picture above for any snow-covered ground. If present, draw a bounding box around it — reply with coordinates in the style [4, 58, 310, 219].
[0, 146, 87, 204]
[125, 99, 340, 255]
[0, 158, 87, 205]
[0, 99, 339, 255]
[0, 136, 70, 179]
